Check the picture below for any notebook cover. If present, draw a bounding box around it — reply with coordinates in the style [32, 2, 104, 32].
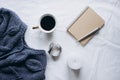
[67, 7, 104, 45]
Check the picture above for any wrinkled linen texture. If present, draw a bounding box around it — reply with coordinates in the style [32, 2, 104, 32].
[0, 8, 47, 80]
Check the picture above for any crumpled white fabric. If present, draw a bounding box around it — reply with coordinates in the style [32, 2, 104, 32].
[0, 0, 120, 80]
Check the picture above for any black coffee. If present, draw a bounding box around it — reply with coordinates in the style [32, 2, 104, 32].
[40, 15, 56, 31]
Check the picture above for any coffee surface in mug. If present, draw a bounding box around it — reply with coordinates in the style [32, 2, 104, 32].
[40, 15, 56, 31]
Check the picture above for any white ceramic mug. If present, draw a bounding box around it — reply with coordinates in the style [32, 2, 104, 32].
[39, 14, 56, 33]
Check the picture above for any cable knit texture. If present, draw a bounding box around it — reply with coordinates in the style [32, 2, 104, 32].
[0, 8, 47, 80]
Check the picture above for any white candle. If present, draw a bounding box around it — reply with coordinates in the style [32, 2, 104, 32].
[67, 56, 82, 70]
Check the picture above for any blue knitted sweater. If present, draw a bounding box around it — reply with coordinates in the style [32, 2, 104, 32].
[0, 8, 47, 80]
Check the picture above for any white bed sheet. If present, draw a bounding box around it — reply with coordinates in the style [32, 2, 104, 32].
[0, 0, 120, 80]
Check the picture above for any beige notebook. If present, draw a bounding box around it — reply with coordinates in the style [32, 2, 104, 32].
[67, 7, 105, 46]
